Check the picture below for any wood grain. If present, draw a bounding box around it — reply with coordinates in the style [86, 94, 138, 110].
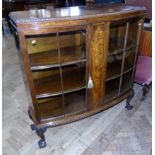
[89, 24, 105, 108]
[139, 30, 152, 57]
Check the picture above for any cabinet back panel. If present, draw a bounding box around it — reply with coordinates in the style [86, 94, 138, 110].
[26, 34, 58, 54]
[26, 33, 85, 54]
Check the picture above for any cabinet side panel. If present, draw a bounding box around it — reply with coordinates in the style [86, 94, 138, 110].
[18, 31, 40, 123]
[88, 23, 109, 109]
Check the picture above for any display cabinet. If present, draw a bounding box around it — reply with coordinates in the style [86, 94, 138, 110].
[9, 4, 145, 148]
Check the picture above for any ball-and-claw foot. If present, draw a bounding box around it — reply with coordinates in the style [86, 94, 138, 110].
[38, 139, 47, 148]
[30, 124, 36, 130]
[125, 104, 133, 110]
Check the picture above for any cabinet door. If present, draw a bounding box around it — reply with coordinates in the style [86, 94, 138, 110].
[120, 19, 143, 93]
[25, 29, 87, 120]
[106, 22, 126, 81]
[104, 18, 143, 102]
[59, 30, 87, 115]
[104, 21, 126, 102]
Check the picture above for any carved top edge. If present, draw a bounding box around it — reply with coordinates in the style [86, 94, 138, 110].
[9, 4, 146, 25]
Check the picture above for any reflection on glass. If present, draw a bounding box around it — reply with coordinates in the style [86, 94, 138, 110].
[70, 7, 80, 16]
[38, 9, 51, 18]
[60, 7, 80, 17]
[60, 9, 69, 17]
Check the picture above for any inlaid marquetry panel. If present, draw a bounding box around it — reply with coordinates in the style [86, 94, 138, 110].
[88, 23, 109, 108]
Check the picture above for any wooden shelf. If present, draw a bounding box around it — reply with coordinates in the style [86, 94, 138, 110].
[123, 48, 136, 72]
[104, 76, 120, 102]
[123, 67, 133, 75]
[29, 45, 86, 70]
[33, 65, 86, 99]
[37, 89, 87, 120]
[106, 42, 136, 81]
[106, 60, 122, 81]
[109, 37, 136, 53]
[37, 96, 64, 120]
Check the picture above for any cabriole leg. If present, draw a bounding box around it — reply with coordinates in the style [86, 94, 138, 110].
[30, 124, 47, 148]
[143, 84, 149, 98]
[28, 108, 33, 120]
[125, 89, 135, 110]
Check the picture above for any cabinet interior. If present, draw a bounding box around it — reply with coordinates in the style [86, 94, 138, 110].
[26, 30, 87, 120]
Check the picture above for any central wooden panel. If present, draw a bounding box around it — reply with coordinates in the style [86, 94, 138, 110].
[89, 23, 109, 108]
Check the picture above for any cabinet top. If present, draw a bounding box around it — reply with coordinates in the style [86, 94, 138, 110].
[9, 4, 145, 25]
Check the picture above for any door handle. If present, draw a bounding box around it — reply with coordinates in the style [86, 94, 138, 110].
[88, 76, 93, 88]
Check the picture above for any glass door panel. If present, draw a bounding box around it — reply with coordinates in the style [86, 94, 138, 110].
[28, 29, 88, 118]
[37, 96, 64, 120]
[104, 77, 120, 102]
[123, 47, 136, 72]
[59, 29, 87, 115]
[106, 22, 126, 80]
[26, 33, 59, 69]
[32, 68, 62, 99]
[109, 22, 126, 52]
[61, 62, 87, 114]
[128, 20, 139, 46]
[64, 89, 87, 115]
[59, 30, 86, 64]
[61, 63, 86, 93]
[106, 51, 123, 80]
[121, 70, 133, 93]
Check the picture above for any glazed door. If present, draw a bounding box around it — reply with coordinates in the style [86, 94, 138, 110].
[103, 18, 143, 103]
[25, 29, 88, 121]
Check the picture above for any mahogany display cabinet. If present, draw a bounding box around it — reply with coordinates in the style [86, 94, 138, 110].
[9, 4, 146, 148]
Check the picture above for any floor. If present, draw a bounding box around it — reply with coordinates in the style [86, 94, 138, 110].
[2, 26, 152, 155]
